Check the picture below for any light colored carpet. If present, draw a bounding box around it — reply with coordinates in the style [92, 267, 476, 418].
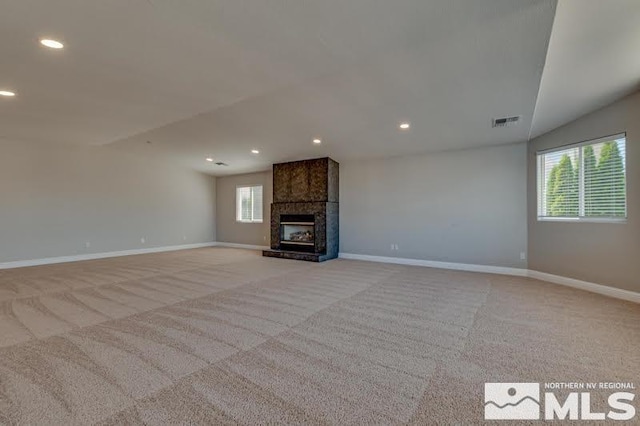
[0, 247, 637, 424]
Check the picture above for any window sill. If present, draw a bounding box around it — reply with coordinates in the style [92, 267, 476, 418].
[236, 220, 264, 224]
[537, 217, 627, 224]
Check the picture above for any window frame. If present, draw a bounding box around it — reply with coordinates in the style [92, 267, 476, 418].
[235, 184, 264, 224]
[536, 132, 627, 224]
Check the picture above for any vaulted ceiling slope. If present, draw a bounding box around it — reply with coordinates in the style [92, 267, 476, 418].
[0, 1, 637, 175]
[531, 0, 640, 139]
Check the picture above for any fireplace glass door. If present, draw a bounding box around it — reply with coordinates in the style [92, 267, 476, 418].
[279, 214, 315, 252]
[281, 223, 314, 246]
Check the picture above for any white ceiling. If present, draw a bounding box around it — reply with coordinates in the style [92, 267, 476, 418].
[0, 1, 637, 175]
[530, 0, 640, 138]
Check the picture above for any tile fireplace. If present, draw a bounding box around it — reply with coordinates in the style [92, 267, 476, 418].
[263, 157, 339, 262]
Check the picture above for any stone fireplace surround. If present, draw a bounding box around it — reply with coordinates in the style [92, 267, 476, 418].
[263, 157, 339, 262]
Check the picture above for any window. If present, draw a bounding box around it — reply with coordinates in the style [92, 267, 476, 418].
[537, 133, 626, 222]
[236, 185, 263, 223]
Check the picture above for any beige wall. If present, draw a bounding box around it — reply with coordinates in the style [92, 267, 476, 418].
[216, 144, 528, 268]
[0, 139, 216, 263]
[215, 171, 272, 246]
[341, 143, 528, 268]
[528, 91, 640, 292]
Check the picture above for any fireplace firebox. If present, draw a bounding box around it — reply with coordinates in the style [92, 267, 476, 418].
[280, 214, 315, 252]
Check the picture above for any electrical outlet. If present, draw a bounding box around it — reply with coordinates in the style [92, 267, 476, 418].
[141, 237, 146, 244]
[390, 244, 395, 250]
[520, 252, 526, 260]
[395, 244, 399, 251]
[85, 241, 91, 249]
[183, 235, 187, 241]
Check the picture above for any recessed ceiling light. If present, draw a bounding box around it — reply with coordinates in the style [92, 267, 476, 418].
[313, 138, 322, 144]
[0, 90, 16, 97]
[40, 39, 64, 49]
[251, 149, 260, 154]
[399, 122, 410, 130]
[206, 157, 214, 162]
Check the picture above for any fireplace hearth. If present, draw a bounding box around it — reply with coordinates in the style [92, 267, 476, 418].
[263, 158, 339, 262]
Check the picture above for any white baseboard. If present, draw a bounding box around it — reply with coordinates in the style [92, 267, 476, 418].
[2, 245, 637, 304]
[338, 252, 639, 304]
[527, 270, 640, 304]
[0, 242, 217, 270]
[215, 242, 270, 251]
[338, 253, 529, 277]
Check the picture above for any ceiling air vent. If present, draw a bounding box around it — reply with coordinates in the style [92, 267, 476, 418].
[492, 115, 521, 128]
[215, 162, 229, 166]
